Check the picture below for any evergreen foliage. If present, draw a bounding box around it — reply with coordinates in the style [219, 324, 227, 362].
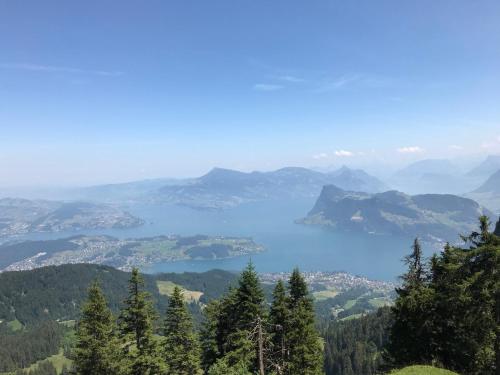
[119, 268, 165, 375]
[388, 238, 434, 366]
[388, 217, 500, 374]
[269, 280, 288, 373]
[0, 321, 63, 372]
[74, 281, 120, 375]
[200, 300, 222, 372]
[0, 264, 238, 327]
[13, 360, 58, 375]
[286, 268, 324, 375]
[234, 262, 266, 329]
[323, 307, 392, 375]
[163, 286, 202, 374]
[200, 264, 324, 374]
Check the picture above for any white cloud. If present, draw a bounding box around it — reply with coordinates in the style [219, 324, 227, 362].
[0, 62, 123, 77]
[397, 146, 424, 154]
[315, 74, 389, 93]
[448, 145, 463, 151]
[316, 75, 360, 92]
[253, 83, 283, 91]
[276, 75, 305, 83]
[334, 150, 354, 157]
[312, 153, 328, 160]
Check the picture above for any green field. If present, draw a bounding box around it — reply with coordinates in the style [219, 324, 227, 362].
[6, 319, 23, 332]
[343, 299, 357, 309]
[389, 365, 458, 375]
[0, 350, 72, 375]
[369, 297, 392, 308]
[340, 313, 364, 321]
[313, 289, 338, 301]
[157, 280, 204, 303]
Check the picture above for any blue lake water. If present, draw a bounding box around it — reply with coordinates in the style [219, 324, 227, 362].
[13, 199, 417, 281]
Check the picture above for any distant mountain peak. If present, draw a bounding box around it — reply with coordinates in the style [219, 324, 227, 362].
[302, 185, 493, 241]
[473, 169, 500, 193]
[157, 166, 388, 209]
[494, 217, 500, 236]
[466, 154, 500, 178]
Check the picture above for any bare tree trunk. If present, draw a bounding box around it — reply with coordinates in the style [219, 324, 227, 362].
[257, 316, 265, 375]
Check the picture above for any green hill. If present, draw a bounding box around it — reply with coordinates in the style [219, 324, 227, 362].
[390, 365, 458, 375]
[302, 185, 494, 241]
[0, 264, 238, 326]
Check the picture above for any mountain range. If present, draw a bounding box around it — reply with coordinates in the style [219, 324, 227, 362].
[466, 154, 500, 179]
[156, 166, 388, 209]
[466, 169, 500, 213]
[300, 185, 495, 242]
[390, 159, 473, 194]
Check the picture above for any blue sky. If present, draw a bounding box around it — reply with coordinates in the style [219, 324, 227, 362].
[1, 0, 500, 186]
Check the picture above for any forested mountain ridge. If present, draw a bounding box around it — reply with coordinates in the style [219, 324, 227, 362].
[1, 265, 325, 375]
[301, 185, 494, 241]
[0, 265, 239, 326]
[0, 264, 392, 328]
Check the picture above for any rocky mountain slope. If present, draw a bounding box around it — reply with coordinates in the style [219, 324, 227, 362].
[300, 185, 494, 241]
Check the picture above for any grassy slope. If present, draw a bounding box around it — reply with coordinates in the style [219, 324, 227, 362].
[156, 280, 204, 303]
[0, 350, 72, 375]
[390, 365, 458, 375]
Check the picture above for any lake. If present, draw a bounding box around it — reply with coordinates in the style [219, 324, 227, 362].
[11, 199, 416, 281]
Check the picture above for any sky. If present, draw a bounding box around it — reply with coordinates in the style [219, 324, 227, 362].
[1, 0, 500, 186]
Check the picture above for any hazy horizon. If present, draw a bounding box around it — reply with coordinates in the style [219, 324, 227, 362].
[2, 1, 500, 186]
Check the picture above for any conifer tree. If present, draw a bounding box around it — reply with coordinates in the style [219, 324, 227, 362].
[200, 299, 222, 372]
[163, 286, 202, 375]
[234, 261, 266, 330]
[202, 262, 266, 374]
[493, 216, 500, 236]
[223, 262, 266, 373]
[387, 238, 434, 367]
[430, 218, 499, 374]
[119, 268, 165, 375]
[402, 238, 425, 287]
[269, 279, 289, 373]
[286, 268, 324, 375]
[74, 281, 120, 375]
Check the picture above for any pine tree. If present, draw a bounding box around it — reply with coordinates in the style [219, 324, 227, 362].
[74, 281, 120, 375]
[288, 268, 309, 308]
[200, 299, 222, 372]
[431, 218, 499, 374]
[163, 286, 202, 375]
[202, 262, 266, 374]
[387, 238, 434, 367]
[402, 238, 425, 287]
[494, 216, 500, 236]
[286, 268, 324, 375]
[234, 261, 266, 330]
[269, 280, 289, 373]
[119, 268, 165, 375]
